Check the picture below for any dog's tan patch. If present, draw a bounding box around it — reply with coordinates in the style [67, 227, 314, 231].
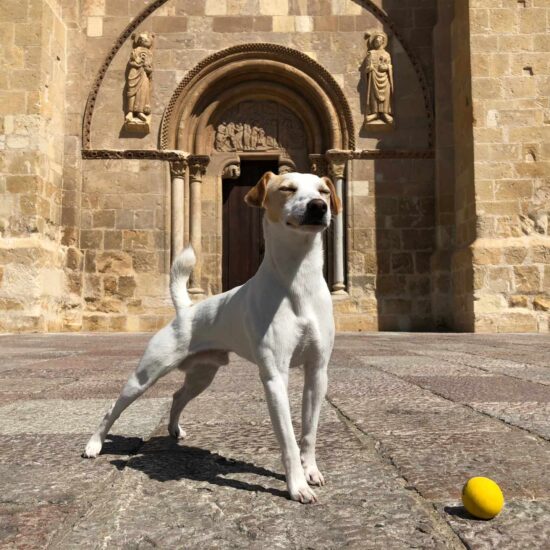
[245, 172, 292, 223]
[322, 176, 342, 215]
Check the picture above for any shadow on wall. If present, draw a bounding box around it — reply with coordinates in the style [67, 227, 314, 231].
[373, 156, 436, 331]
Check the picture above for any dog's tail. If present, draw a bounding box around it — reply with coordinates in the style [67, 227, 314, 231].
[170, 246, 195, 315]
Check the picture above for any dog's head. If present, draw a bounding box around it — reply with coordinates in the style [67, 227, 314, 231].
[244, 172, 341, 233]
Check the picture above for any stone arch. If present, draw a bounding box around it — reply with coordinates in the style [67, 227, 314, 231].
[160, 43, 355, 154]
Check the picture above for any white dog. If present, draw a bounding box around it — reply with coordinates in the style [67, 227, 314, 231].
[83, 171, 341, 504]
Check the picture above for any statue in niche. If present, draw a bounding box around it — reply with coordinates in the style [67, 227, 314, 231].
[124, 31, 155, 132]
[363, 30, 394, 125]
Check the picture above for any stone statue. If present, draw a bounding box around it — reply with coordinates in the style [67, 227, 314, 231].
[125, 31, 154, 130]
[363, 30, 394, 125]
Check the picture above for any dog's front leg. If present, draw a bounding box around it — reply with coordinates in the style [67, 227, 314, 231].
[300, 359, 328, 486]
[259, 358, 317, 504]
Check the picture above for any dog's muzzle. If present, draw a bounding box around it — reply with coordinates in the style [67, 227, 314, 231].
[301, 199, 328, 226]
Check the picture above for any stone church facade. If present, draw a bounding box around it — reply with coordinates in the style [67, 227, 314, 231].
[0, 0, 548, 333]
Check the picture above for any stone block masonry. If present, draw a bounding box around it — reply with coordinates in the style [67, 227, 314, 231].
[466, 0, 550, 332]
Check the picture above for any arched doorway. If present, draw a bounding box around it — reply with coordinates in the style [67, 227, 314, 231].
[161, 44, 354, 296]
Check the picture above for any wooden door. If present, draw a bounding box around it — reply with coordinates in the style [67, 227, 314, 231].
[222, 160, 279, 291]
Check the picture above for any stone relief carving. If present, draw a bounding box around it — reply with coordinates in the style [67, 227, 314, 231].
[214, 101, 306, 154]
[222, 163, 241, 179]
[363, 30, 394, 126]
[124, 31, 155, 133]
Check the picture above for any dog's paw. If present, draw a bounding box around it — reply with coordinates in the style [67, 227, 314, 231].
[303, 464, 326, 486]
[82, 436, 102, 458]
[168, 423, 186, 440]
[288, 480, 318, 504]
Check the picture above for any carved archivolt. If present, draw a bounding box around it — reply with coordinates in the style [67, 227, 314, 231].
[81, 0, 434, 153]
[160, 43, 355, 153]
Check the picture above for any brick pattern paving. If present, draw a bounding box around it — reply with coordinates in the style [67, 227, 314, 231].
[0, 333, 549, 548]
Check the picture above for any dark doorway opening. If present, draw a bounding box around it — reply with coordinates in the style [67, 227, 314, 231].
[222, 159, 279, 291]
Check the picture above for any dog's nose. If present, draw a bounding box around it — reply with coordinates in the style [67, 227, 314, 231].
[306, 199, 327, 217]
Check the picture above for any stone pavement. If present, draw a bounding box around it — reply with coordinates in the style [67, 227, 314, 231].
[0, 333, 549, 549]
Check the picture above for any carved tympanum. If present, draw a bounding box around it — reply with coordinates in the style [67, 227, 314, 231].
[363, 30, 394, 126]
[124, 31, 155, 133]
[214, 101, 306, 154]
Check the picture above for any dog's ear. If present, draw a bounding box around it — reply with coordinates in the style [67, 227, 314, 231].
[322, 176, 342, 215]
[244, 171, 273, 208]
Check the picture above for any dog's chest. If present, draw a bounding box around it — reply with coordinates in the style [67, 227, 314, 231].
[288, 315, 329, 366]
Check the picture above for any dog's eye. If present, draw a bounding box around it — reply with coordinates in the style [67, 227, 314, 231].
[319, 189, 330, 195]
[279, 186, 297, 193]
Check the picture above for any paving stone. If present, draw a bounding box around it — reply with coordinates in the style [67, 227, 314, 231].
[55, 415, 459, 549]
[470, 402, 550, 441]
[418, 350, 550, 386]
[1, 333, 549, 548]
[356, 354, 490, 377]
[0, 398, 170, 435]
[400, 375, 550, 403]
[376, 431, 550, 501]
[0, 503, 76, 549]
[440, 500, 550, 550]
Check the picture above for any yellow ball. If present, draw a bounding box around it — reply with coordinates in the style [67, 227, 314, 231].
[462, 477, 504, 520]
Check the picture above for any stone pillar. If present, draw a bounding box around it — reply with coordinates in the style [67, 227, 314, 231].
[326, 150, 350, 295]
[188, 156, 210, 295]
[169, 158, 187, 262]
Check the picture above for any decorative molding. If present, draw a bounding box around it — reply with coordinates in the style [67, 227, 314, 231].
[160, 43, 355, 151]
[82, 149, 189, 160]
[351, 149, 435, 159]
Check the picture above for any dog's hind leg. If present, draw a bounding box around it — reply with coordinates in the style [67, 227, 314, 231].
[168, 351, 228, 439]
[83, 326, 186, 458]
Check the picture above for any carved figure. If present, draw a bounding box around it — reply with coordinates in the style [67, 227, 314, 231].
[213, 102, 306, 152]
[215, 122, 230, 151]
[234, 123, 244, 150]
[363, 31, 394, 124]
[125, 32, 154, 125]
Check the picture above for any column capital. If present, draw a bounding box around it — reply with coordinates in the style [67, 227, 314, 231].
[309, 154, 328, 177]
[169, 158, 188, 178]
[325, 149, 352, 179]
[188, 155, 210, 183]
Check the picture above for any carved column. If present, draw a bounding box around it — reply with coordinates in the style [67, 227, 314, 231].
[326, 150, 350, 295]
[188, 155, 210, 295]
[169, 158, 187, 263]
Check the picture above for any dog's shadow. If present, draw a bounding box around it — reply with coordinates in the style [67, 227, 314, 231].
[103, 435, 289, 500]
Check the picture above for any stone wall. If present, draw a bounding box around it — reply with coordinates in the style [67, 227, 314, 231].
[4, 1, 545, 333]
[74, 0, 436, 331]
[465, 0, 549, 332]
[0, 0, 70, 331]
